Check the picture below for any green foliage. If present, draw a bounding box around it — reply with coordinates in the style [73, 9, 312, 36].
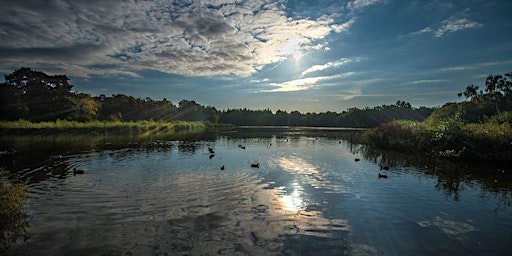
[0, 170, 29, 251]
[0, 120, 233, 138]
[1, 68, 434, 127]
[0, 68, 223, 123]
[219, 101, 433, 127]
[363, 120, 430, 153]
[364, 116, 512, 162]
[365, 71, 512, 163]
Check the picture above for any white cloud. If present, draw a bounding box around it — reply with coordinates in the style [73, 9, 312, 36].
[411, 27, 433, 35]
[339, 94, 361, 100]
[439, 60, 512, 72]
[331, 18, 356, 33]
[266, 77, 330, 92]
[300, 58, 359, 78]
[411, 79, 448, 84]
[0, 0, 349, 78]
[411, 9, 482, 38]
[347, 0, 384, 10]
[435, 17, 482, 37]
[264, 73, 354, 92]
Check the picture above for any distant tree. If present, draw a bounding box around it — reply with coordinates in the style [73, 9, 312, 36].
[458, 85, 480, 101]
[70, 93, 100, 121]
[455, 72, 512, 118]
[1, 68, 76, 121]
[395, 100, 412, 109]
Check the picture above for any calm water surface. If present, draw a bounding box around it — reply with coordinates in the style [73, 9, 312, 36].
[1, 127, 511, 255]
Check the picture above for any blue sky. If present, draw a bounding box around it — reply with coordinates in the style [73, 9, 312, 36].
[1, 0, 511, 112]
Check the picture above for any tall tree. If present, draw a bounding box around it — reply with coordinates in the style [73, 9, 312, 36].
[2, 68, 75, 121]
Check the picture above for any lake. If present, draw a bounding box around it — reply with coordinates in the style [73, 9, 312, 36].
[1, 127, 511, 255]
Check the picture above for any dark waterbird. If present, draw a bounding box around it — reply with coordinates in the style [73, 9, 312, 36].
[251, 163, 260, 168]
[380, 164, 390, 170]
[355, 158, 360, 162]
[378, 173, 388, 179]
[73, 168, 85, 175]
[221, 165, 225, 170]
[208, 147, 215, 154]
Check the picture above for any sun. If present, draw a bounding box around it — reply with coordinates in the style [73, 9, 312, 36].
[280, 38, 305, 64]
[292, 49, 304, 63]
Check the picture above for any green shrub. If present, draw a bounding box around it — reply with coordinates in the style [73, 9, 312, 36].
[363, 112, 512, 162]
[0, 171, 29, 251]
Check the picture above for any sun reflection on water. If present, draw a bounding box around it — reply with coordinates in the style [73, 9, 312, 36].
[279, 182, 304, 211]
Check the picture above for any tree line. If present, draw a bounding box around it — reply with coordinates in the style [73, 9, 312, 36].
[0, 68, 433, 127]
[219, 102, 432, 127]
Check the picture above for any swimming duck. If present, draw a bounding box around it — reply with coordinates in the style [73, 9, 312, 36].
[73, 168, 85, 175]
[379, 164, 390, 170]
[378, 173, 388, 179]
[251, 163, 260, 168]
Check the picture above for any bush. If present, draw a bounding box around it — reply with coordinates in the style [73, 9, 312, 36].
[363, 112, 512, 163]
[0, 171, 29, 251]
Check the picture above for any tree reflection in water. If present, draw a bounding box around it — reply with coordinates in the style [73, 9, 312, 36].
[358, 145, 512, 206]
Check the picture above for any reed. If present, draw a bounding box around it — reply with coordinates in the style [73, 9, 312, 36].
[0, 120, 234, 135]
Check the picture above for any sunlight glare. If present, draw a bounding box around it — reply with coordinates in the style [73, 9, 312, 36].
[292, 49, 304, 63]
[280, 183, 304, 211]
[281, 38, 304, 64]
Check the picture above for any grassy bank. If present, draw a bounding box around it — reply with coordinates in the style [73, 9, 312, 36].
[0, 170, 29, 251]
[362, 114, 512, 164]
[0, 120, 234, 136]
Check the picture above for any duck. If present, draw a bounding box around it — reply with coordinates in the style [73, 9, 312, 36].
[208, 147, 215, 154]
[221, 165, 225, 170]
[250, 163, 260, 168]
[209, 154, 215, 159]
[73, 168, 85, 175]
[378, 173, 388, 179]
[379, 164, 390, 170]
[354, 158, 360, 162]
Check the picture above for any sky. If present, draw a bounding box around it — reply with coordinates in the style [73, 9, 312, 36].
[1, 0, 511, 113]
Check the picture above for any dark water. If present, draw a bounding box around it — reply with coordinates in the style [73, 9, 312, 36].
[1, 127, 511, 255]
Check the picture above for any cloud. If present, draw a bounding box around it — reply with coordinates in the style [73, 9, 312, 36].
[264, 73, 353, 92]
[435, 17, 482, 37]
[265, 77, 330, 92]
[300, 58, 360, 78]
[411, 79, 448, 84]
[347, 0, 384, 10]
[411, 9, 482, 38]
[330, 18, 356, 33]
[411, 27, 433, 35]
[439, 60, 512, 72]
[0, 0, 349, 78]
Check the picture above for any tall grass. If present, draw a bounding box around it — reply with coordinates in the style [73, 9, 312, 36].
[0, 120, 233, 136]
